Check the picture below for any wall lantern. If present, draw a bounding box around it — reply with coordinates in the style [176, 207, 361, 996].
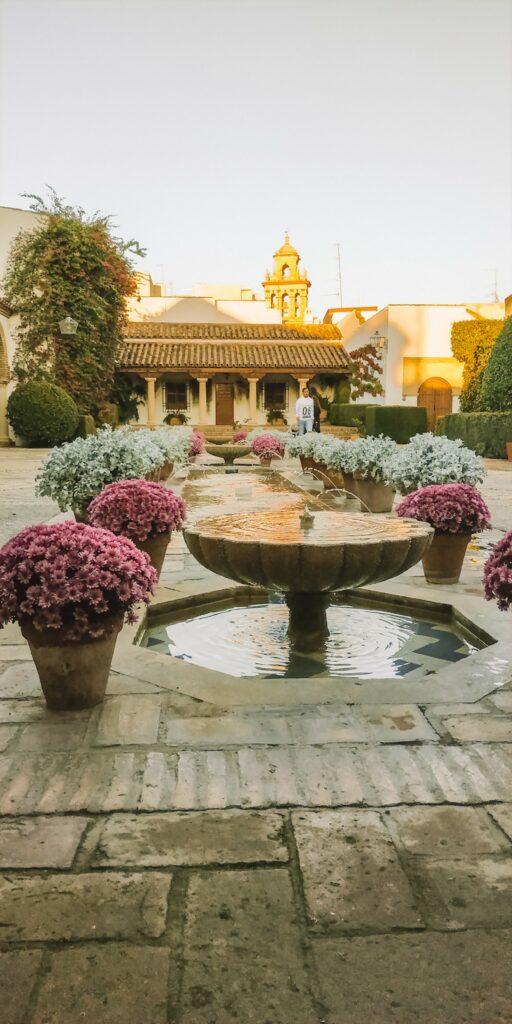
[59, 316, 78, 335]
[370, 330, 387, 350]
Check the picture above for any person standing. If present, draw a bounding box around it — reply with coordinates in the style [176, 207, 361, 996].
[295, 386, 314, 434]
[311, 390, 322, 433]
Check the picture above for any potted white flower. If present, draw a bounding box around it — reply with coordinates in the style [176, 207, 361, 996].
[383, 433, 485, 495]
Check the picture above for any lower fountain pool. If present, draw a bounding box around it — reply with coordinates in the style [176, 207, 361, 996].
[141, 594, 484, 680]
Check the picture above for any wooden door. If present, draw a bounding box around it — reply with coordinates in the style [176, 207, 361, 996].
[215, 383, 234, 425]
[417, 377, 452, 432]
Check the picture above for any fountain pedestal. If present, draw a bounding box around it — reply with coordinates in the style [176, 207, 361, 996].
[285, 593, 329, 651]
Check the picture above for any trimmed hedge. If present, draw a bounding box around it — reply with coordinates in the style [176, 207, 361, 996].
[479, 316, 512, 412]
[451, 318, 503, 411]
[7, 381, 79, 446]
[365, 405, 427, 443]
[328, 403, 379, 426]
[75, 414, 97, 439]
[436, 411, 512, 458]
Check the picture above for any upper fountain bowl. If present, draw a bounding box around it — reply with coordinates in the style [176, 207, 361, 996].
[204, 442, 252, 465]
[183, 508, 433, 593]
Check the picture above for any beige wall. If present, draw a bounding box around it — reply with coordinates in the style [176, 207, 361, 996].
[127, 293, 281, 325]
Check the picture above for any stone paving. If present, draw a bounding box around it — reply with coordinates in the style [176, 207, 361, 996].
[0, 450, 512, 1023]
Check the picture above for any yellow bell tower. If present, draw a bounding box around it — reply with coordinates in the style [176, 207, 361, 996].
[263, 233, 310, 324]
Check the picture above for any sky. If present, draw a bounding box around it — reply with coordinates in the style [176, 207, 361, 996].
[0, 0, 511, 315]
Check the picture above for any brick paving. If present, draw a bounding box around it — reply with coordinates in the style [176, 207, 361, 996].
[0, 449, 512, 1022]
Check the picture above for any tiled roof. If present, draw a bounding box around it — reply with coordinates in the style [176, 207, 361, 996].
[123, 321, 341, 341]
[119, 339, 350, 373]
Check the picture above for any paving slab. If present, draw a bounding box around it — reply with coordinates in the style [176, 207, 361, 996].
[353, 705, 439, 742]
[94, 809, 288, 866]
[0, 661, 42, 698]
[0, 871, 171, 941]
[384, 805, 510, 856]
[0, 950, 44, 1024]
[443, 715, 512, 742]
[313, 931, 512, 1023]
[32, 946, 170, 1024]
[0, 697, 49, 723]
[181, 868, 315, 1023]
[16, 716, 91, 751]
[159, 713, 292, 747]
[95, 695, 162, 746]
[0, 815, 88, 868]
[488, 691, 512, 712]
[415, 856, 512, 928]
[292, 809, 423, 930]
[0, 724, 17, 751]
[488, 803, 512, 841]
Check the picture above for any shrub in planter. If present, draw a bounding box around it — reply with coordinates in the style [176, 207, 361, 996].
[36, 426, 159, 518]
[383, 433, 485, 495]
[436, 411, 512, 459]
[7, 381, 79, 446]
[484, 531, 512, 611]
[338, 435, 397, 511]
[365, 405, 427, 443]
[89, 480, 186, 578]
[251, 433, 285, 464]
[0, 522, 156, 709]
[397, 483, 491, 584]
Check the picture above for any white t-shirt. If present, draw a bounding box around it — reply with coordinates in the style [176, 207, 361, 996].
[295, 396, 314, 421]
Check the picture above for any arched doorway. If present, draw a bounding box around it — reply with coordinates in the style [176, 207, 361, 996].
[0, 328, 9, 446]
[417, 377, 452, 432]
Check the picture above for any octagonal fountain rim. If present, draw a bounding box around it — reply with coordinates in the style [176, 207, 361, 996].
[183, 509, 434, 548]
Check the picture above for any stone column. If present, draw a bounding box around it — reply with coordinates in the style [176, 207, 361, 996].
[145, 375, 158, 427]
[197, 377, 209, 423]
[248, 377, 260, 423]
[0, 379, 9, 446]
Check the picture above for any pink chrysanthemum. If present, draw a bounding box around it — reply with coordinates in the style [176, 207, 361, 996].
[89, 480, 186, 543]
[0, 522, 156, 640]
[251, 434, 285, 458]
[484, 530, 512, 611]
[396, 483, 491, 535]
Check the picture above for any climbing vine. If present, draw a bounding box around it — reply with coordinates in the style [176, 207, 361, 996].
[2, 188, 145, 414]
[348, 343, 384, 400]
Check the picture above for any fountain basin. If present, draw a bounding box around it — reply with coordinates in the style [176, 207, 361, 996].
[204, 442, 252, 465]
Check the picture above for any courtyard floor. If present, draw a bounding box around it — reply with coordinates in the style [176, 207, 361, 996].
[1, 449, 512, 1023]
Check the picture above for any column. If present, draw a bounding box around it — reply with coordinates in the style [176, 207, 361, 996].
[197, 377, 209, 423]
[145, 375, 158, 427]
[248, 377, 259, 423]
[0, 380, 9, 446]
[298, 378, 309, 392]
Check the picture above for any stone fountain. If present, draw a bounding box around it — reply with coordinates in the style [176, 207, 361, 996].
[204, 442, 252, 466]
[183, 507, 433, 651]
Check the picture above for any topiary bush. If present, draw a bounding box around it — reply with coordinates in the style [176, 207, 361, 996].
[451, 318, 503, 412]
[75, 414, 97, 439]
[436, 411, 512, 458]
[328, 403, 379, 427]
[479, 317, 512, 412]
[365, 405, 427, 443]
[7, 381, 79, 446]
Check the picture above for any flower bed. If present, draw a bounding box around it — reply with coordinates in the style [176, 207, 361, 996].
[0, 522, 156, 641]
[88, 480, 186, 542]
[396, 484, 491, 535]
[484, 531, 512, 611]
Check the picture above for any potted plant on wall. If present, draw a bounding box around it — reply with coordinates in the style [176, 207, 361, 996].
[89, 479, 186, 579]
[251, 433, 285, 467]
[397, 482, 491, 583]
[0, 522, 156, 710]
[164, 410, 189, 426]
[484, 530, 512, 609]
[266, 408, 288, 428]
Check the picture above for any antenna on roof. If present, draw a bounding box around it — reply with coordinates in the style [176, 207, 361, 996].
[334, 243, 342, 307]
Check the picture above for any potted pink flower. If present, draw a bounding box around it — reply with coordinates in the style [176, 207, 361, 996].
[396, 483, 491, 584]
[484, 531, 512, 610]
[0, 522, 156, 710]
[189, 431, 205, 460]
[89, 480, 186, 578]
[233, 430, 248, 443]
[251, 433, 285, 467]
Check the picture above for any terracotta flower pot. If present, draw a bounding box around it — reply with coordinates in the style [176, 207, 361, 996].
[354, 476, 396, 513]
[299, 456, 315, 473]
[136, 530, 171, 578]
[310, 460, 328, 483]
[421, 532, 470, 584]
[158, 460, 174, 481]
[322, 468, 345, 491]
[20, 614, 124, 711]
[260, 456, 273, 467]
[342, 473, 359, 500]
[506, 442, 512, 462]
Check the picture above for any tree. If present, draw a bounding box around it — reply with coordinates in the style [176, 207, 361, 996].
[450, 318, 503, 411]
[2, 188, 145, 414]
[348, 344, 384, 400]
[479, 316, 512, 411]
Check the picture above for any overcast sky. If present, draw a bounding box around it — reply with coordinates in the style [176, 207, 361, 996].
[1, 0, 511, 314]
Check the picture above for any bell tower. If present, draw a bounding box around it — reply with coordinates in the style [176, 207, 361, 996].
[263, 233, 310, 324]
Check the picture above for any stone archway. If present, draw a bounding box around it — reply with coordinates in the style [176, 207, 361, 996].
[0, 328, 9, 446]
[417, 377, 452, 432]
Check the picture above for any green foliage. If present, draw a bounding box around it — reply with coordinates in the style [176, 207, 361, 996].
[2, 188, 145, 415]
[332, 378, 351, 403]
[7, 381, 79, 445]
[266, 408, 288, 424]
[479, 317, 512, 412]
[328, 402, 379, 426]
[348, 344, 384, 400]
[97, 402, 119, 426]
[451, 318, 503, 411]
[108, 371, 145, 423]
[75, 414, 97, 438]
[436, 411, 512, 459]
[365, 405, 427, 444]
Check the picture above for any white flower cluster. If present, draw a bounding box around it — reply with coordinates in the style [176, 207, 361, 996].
[382, 432, 486, 494]
[324, 435, 396, 480]
[284, 433, 337, 460]
[36, 425, 193, 513]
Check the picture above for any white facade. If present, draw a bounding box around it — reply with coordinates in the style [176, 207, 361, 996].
[128, 281, 282, 326]
[335, 302, 506, 413]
